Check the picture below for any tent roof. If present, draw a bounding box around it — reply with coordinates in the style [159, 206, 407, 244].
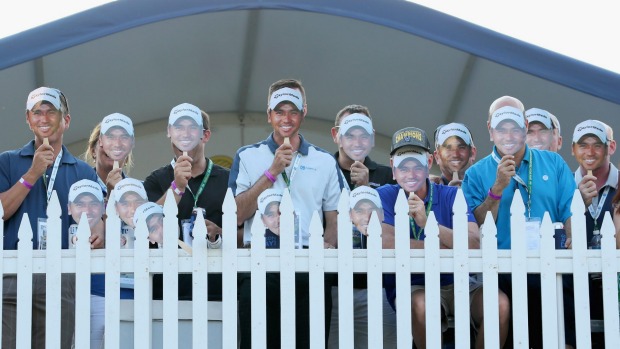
[1, 0, 619, 169]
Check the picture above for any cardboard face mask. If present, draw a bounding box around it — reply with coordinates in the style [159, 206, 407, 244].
[338, 114, 374, 161]
[168, 117, 203, 152]
[100, 127, 134, 162]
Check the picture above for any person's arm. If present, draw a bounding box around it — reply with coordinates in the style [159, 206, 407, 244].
[323, 210, 338, 248]
[152, 154, 193, 206]
[234, 143, 292, 226]
[614, 211, 620, 249]
[563, 217, 572, 249]
[472, 155, 515, 225]
[380, 223, 424, 249]
[234, 175, 277, 226]
[0, 143, 54, 220]
[438, 222, 479, 249]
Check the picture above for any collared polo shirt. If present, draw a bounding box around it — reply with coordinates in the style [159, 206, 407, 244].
[0, 141, 98, 249]
[229, 133, 347, 246]
[574, 163, 619, 243]
[462, 145, 574, 249]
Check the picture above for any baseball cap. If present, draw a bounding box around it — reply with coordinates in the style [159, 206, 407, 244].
[169, 103, 203, 127]
[101, 113, 134, 136]
[434, 123, 472, 148]
[490, 106, 525, 129]
[525, 108, 560, 132]
[349, 186, 382, 210]
[338, 113, 373, 135]
[391, 127, 430, 154]
[572, 120, 608, 143]
[26, 87, 61, 110]
[133, 202, 163, 228]
[113, 178, 148, 203]
[69, 179, 104, 203]
[268, 87, 304, 111]
[392, 146, 428, 168]
[257, 189, 283, 215]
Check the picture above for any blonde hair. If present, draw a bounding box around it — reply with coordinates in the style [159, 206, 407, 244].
[84, 122, 134, 171]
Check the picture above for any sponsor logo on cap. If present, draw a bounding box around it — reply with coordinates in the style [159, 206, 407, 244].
[395, 130, 423, 143]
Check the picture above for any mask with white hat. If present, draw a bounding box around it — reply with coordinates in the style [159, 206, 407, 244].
[100, 113, 135, 161]
[338, 113, 374, 161]
[168, 103, 204, 152]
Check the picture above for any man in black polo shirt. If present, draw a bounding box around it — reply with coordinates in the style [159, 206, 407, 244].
[143, 103, 229, 300]
[328, 104, 396, 348]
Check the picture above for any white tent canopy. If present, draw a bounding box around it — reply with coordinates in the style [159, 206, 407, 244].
[1, 0, 619, 177]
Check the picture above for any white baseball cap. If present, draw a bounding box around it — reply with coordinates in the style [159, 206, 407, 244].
[349, 186, 382, 210]
[435, 123, 472, 148]
[338, 113, 373, 135]
[69, 179, 104, 203]
[169, 103, 203, 127]
[133, 202, 163, 228]
[572, 120, 608, 143]
[525, 108, 560, 131]
[113, 178, 148, 203]
[268, 87, 304, 111]
[257, 189, 283, 215]
[26, 87, 61, 110]
[490, 106, 525, 129]
[101, 113, 134, 136]
[392, 146, 428, 168]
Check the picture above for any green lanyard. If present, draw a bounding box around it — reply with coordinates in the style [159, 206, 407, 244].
[186, 159, 213, 208]
[491, 148, 533, 217]
[280, 153, 301, 189]
[409, 183, 434, 241]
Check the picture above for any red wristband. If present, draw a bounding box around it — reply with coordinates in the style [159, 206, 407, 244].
[264, 170, 276, 183]
[488, 189, 502, 200]
[19, 177, 33, 190]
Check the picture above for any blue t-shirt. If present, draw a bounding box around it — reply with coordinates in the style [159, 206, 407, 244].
[379, 180, 476, 293]
[462, 146, 574, 249]
[0, 141, 97, 250]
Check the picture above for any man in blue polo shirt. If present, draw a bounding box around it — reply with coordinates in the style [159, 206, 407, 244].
[230, 78, 346, 348]
[0, 87, 97, 348]
[462, 96, 575, 349]
[380, 127, 509, 348]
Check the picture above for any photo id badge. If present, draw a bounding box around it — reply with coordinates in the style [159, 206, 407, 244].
[121, 225, 134, 249]
[68, 224, 79, 249]
[37, 218, 48, 250]
[181, 219, 194, 247]
[525, 217, 541, 250]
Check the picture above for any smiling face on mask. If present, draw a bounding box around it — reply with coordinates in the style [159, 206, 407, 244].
[168, 117, 203, 152]
[116, 192, 148, 227]
[68, 193, 104, 228]
[100, 127, 134, 161]
[339, 127, 374, 162]
[490, 120, 527, 156]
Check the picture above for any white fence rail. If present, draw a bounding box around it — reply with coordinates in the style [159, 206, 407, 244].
[1, 187, 619, 348]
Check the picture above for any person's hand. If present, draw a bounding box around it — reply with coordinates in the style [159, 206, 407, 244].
[205, 219, 222, 241]
[30, 142, 55, 178]
[447, 171, 462, 187]
[493, 155, 515, 193]
[564, 237, 572, 249]
[429, 174, 441, 185]
[173, 153, 193, 191]
[350, 161, 370, 187]
[89, 229, 105, 249]
[578, 174, 598, 207]
[105, 167, 123, 193]
[269, 142, 293, 176]
[408, 193, 427, 228]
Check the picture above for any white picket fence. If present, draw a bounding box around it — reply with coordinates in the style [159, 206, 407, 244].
[1, 187, 619, 348]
